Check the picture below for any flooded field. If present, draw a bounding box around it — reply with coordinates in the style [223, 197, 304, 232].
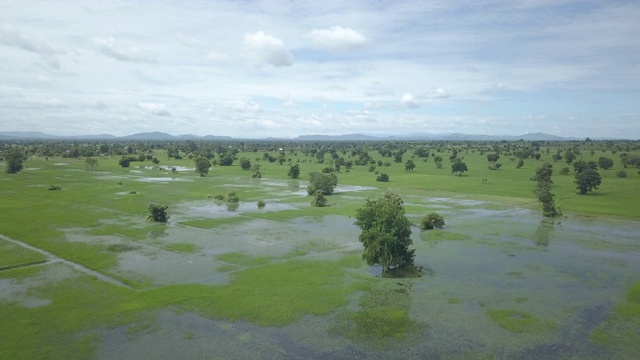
[3, 179, 638, 358]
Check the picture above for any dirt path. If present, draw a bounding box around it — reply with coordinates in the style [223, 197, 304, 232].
[0, 234, 132, 289]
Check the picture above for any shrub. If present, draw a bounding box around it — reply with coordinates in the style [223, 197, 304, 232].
[147, 204, 169, 222]
[616, 170, 627, 178]
[257, 200, 266, 209]
[226, 191, 240, 203]
[47, 185, 62, 191]
[420, 212, 445, 230]
[311, 190, 327, 207]
[376, 173, 389, 182]
[213, 194, 225, 201]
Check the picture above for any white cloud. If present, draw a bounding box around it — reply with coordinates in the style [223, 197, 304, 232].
[92, 36, 155, 63]
[308, 26, 367, 52]
[138, 102, 170, 116]
[425, 88, 450, 99]
[207, 52, 229, 62]
[226, 100, 261, 112]
[400, 92, 419, 108]
[0, 24, 65, 55]
[243, 31, 293, 67]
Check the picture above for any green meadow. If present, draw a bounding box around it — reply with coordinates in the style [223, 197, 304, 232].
[1, 140, 640, 359]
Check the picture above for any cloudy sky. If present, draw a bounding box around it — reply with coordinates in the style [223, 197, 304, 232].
[1, 0, 639, 138]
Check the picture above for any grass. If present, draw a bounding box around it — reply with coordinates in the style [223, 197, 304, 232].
[164, 243, 198, 254]
[1, 149, 639, 358]
[486, 309, 556, 334]
[0, 239, 47, 270]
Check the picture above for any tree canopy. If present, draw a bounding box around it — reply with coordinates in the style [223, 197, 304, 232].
[307, 172, 338, 195]
[3, 148, 24, 174]
[354, 192, 415, 276]
[194, 156, 211, 177]
[451, 158, 468, 176]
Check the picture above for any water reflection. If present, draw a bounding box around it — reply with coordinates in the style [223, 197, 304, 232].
[533, 218, 556, 247]
[226, 202, 240, 212]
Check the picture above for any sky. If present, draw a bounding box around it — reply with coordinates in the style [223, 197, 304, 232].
[1, 0, 639, 139]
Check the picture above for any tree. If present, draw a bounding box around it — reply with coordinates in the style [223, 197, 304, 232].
[84, 157, 98, 171]
[516, 159, 524, 169]
[487, 153, 499, 162]
[4, 149, 24, 174]
[533, 163, 559, 217]
[564, 149, 576, 164]
[118, 157, 131, 168]
[451, 158, 468, 176]
[404, 159, 416, 171]
[219, 154, 233, 166]
[354, 192, 415, 276]
[420, 212, 445, 230]
[598, 157, 614, 170]
[311, 190, 327, 207]
[573, 160, 597, 174]
[239, 157, 252, 170]
[307, 172, 338, 195]
[147, 204, 169, 222]
[194, 156, 211, 177]
[575, 168, 601, 194]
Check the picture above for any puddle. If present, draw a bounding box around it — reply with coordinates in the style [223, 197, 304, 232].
[53, 163, 69, 166]
[137, 177, 194, 183]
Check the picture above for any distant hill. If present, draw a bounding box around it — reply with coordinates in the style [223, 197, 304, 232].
[121, 132, 176, 140]
[0, 130, 593, 141]
[294, 134, 379, 141]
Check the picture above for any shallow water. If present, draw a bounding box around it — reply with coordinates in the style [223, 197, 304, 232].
[107, 205, 640, 359]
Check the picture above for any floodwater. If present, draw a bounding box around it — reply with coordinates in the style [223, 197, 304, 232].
[98, 198, 640, 359]
[3, 183, 640, 359]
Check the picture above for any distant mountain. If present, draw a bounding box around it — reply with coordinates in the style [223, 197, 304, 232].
[294, 134, 379, 141]
[121, 132, 176, 140]
[0, 130, 597, 141]
[0, 131, 58, 139]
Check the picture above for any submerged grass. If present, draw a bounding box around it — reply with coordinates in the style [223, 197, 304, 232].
[0, 258, 366, 359]
[332, 280, 427, 349]
[163, 243, 198, 254]
[486, 309, 556, 334]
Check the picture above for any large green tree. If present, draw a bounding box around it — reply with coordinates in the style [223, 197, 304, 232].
[194, 156, 211, 177]
[288, 164, 300, 179]
[307, 172, 338, 195]
[533, 163, 559, 217]
[354, 192, 415, 276]
[451, 158, 468, 176]
[4, 149, 24, 174]
[575, 168, 602, 194]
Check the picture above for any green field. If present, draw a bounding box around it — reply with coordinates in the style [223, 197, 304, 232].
[1, 141, 640, 359]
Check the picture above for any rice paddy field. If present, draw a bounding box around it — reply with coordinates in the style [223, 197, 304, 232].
[1, 143, 640, 359]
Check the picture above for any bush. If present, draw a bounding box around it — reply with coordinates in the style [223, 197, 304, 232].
[420, 212, 445, 230]
[311, 190, 327, 207]
[257, 200, 266, 209]
[226, 191, 240, 203]
[47, 185, 62, 191]
[376, 173, 389, 182]
[560, 167, 570, 175]
[213, 194, 225, 201]
[147, 204, 169, 222]
[616, 170, 627, 178]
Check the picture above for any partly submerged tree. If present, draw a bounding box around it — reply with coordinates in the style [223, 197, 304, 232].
[147, 204, 169, 222]
[420, 212, 445, 230]
[307, 172, 338, 195]
[354, 192, 415, 276]
[533, 163, 559, 217]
